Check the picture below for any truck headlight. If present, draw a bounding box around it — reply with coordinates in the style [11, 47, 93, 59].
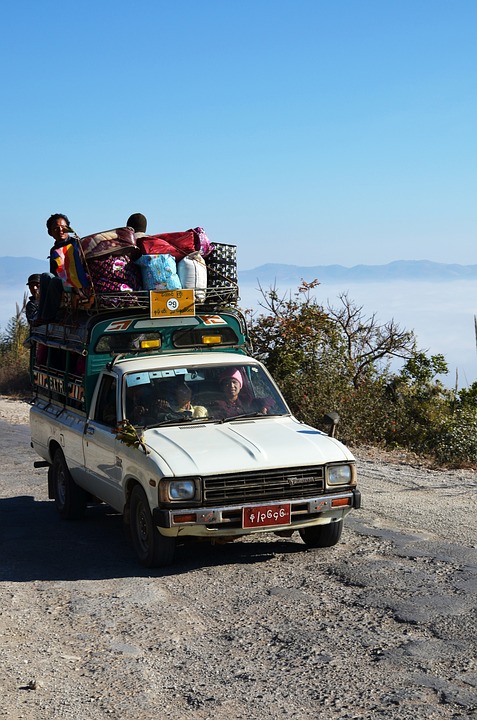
[162, 479, 197, 501]
[327, 464, 353, 485]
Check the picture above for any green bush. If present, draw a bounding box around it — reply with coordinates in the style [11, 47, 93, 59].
[383, 353, 453, 453]
[0, 300, 31, 396]
[432, 407, 477, 465]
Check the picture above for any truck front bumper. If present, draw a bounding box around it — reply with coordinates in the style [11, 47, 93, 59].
[153, 488, 361, 537]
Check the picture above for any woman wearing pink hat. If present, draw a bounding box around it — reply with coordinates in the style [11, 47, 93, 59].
[212, 368, 248, 419]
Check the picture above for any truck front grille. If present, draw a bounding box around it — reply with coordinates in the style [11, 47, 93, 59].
[202, 466, 325, 505]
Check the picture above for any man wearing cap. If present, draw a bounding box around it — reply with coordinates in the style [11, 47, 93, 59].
[25, 273, 41, 323]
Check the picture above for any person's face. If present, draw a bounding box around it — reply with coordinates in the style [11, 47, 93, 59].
[175, 384, 191, 407]
[28, 281, 39, 298]
[221, 378, 241, 401]
[48, 217, 70, 243]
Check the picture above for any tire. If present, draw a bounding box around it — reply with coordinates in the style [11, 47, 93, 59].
[299, 520, 343, 548]
[129, 485, 175, 568]
[52, 451, 88, 520]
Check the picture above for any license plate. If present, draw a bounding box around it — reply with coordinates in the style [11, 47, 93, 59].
[242, 503, 291, 529]
[150, 289, 195, 318]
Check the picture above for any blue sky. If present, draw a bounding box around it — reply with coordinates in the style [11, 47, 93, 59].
[1, 0, 476, 270]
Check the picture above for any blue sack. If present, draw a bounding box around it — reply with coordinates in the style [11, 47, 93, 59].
[136, 254, 182, 291]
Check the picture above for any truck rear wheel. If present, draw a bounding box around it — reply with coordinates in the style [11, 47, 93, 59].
[52, 451, 87, 520]
[299, 520, 343, 548]
[130, 485, 175, 568]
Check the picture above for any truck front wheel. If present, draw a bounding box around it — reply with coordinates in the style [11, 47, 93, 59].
[52, 451, 87, 520]
[129, 485, 175, 568]
[299, 520, 343, 548]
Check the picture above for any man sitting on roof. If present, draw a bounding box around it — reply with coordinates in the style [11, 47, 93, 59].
[126, 213, 148, 240]
[35, 214, 90, 324]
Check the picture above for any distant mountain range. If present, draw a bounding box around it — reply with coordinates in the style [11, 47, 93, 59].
[0, 257, 49, 285]
[2, 256, 477, 287]
[238, 260, 477, 284]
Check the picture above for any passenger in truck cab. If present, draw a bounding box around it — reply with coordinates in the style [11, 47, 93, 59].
[127, 385, 152, 426]
[154, 380, 208, 420]
[211, 368, 275, 419]
[211, 368, 248, 419]
[170, 381, 208, 418]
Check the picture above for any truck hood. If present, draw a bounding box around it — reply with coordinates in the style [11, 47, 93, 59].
[143, 416, 354, 476]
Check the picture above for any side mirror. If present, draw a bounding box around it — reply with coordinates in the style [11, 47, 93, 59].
[323, 411, 340, 438]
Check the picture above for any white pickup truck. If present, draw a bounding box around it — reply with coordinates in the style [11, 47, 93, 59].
[29, 295, 360, 567]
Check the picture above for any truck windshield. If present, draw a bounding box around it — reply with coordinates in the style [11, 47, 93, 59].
[124, 363, 289, 426]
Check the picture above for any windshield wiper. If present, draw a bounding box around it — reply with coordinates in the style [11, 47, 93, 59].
[220, 412, 272, 423]
[145, 419, 191, 429]
[216, 412, 290, 423]
[144, 412, 215, 429]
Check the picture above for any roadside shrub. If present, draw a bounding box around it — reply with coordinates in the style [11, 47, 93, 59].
[383, 353, 453, 453]
[0, 352, 30, 395]
[278, 367, 396, 445]
[432, 407, 477, 465]
[0, 301, 31, 396]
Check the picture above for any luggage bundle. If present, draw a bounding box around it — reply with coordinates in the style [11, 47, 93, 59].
[135, 229, 210, 294]
[80, 227, 139, 260]
[75, 225, 237, 307]
[80, 227, 142, 293]
[135, 254, 182, 292]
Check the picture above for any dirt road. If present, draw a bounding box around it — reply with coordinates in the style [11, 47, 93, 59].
[0, 397, 476, 719]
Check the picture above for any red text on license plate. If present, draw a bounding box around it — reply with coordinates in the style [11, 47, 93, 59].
[242, 503, 291, 528]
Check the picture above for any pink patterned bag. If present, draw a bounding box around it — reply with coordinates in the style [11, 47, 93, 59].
[88, 254, 142, 292]
[192, 227, 214, 257]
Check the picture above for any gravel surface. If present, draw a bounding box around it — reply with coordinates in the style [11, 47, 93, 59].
[0, 396, 476, 719]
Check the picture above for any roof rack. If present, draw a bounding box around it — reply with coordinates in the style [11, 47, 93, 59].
[89, 284, 239, 314]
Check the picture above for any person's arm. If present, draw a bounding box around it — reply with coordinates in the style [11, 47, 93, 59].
[25, 300, 38, 322]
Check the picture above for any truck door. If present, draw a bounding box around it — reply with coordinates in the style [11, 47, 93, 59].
[81, 373, 124, 511]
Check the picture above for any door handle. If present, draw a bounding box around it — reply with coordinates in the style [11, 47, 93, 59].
[86, 426, 95, 436]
